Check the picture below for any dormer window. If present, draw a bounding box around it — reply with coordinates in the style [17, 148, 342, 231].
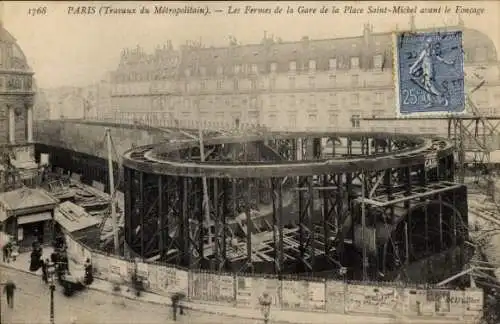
[216, 66, 223, 76]
[351, 57, 359, 69]
[309, 60, 316, 71]
[251, 64, 258, 73]
[289, 61, 297, 71]
[200, 66, 207, 76]
[373, 55, 383, 69]
[270, 63, 277, 72]
[329, 58, 337, 70]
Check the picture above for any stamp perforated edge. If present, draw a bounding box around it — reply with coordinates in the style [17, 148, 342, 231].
[392, 29, 468, 119]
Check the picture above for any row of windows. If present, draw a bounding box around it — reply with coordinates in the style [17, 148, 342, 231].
[113, 46, 491, 83]
[113, 73, 393, 96]
[147, 91, 389, 111]
[187, 56, 384, 77]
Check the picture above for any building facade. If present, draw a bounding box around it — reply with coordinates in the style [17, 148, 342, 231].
[107, 19, 499, 134]
[39, 73, 113, 121]
[0, 25, 37, 182]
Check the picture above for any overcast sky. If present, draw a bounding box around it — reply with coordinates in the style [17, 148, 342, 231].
[3, 1, 499, 89]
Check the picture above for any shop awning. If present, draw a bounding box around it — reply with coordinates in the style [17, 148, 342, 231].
[18, 212, 52, 225]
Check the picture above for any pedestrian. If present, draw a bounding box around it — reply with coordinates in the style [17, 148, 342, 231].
[10, 242, 19, 261]
[2, 242, 9, 262]
[42, 259, 49, 284]
[171, 292, 186, 321]
[84, 258, 93, 285]
[4, 280, 16, 309]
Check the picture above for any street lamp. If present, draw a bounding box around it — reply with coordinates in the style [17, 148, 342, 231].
[47, 261, 56, 324]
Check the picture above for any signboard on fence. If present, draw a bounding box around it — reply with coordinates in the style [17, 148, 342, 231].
[189, 271, 235, 305]
[307, 281, 326, 311]
[462, 289, 483, 319]
[346, 285, 400, 315]
[325, 280, 345, 313]
[281, 279, 307, 310]
[108, 257, 129, 283]
[189, 271, 217, 302]
[146, 263, 161, 294]
[91, 252, 110, 279]
[404, 288, 436, 316]
[218, 274, 235, 302]
[236, 276, 253, 307]
[136, 262, 149, 278]
[154, 265, 188, 294]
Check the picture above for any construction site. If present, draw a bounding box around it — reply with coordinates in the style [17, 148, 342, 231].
[117, 128, 468, 283]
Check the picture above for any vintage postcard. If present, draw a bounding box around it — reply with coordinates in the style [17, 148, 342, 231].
[0, 1, 498, 324]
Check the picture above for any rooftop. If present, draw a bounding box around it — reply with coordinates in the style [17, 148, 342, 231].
[0, 188, 58, 211]
[54, 201, 100, 233]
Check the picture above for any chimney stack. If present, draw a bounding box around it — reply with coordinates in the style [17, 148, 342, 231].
[409, 15, 416, 31]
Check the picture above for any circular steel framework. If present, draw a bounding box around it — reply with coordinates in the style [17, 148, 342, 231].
[122, 131, 468, 281]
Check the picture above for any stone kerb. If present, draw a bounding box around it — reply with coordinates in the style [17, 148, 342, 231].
[63, 231, 484, 321]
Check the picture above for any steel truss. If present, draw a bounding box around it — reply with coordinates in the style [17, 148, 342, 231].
[121, 133, 467, 281]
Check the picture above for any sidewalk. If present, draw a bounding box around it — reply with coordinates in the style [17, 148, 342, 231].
[0, 247, 469, 324]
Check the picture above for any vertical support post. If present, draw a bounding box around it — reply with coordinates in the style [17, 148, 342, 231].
[457, 118, 466, 184]
[336, 174, 345, 262]
[404, 222, 409, 270]
[384, 169, 395, 272]
[158, 175, 165, 259]
[277, 178, 284, 278]
[181, 177, 190, 267]
[404, 167, 412, 266]
[272, 178, 284, 278]
[124, 168, 132, 254]
[244, 179, 253, 272]
[322, 175, 331, 262]
[197, 127, 212, 250]
[307, 176, 315, 272]
[215, 179, 227, 271]
[139, 172, 145, 257]
[438, 193, 443, 250]
[298, 176, 305, 269]
[232, 180, 237, 217]
[106, 128, 119, 255]
[221, 179, 228, 267]
[361, 169, 368, 281]
[198, 179, 205, 264]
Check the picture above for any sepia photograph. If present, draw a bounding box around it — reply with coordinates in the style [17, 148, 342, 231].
[0, 1, 499, 323]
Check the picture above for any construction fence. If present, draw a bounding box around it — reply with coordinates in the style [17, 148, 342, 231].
[64, 233, 484, 322]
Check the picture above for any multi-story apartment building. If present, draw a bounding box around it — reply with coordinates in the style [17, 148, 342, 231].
[108, 18, 499, 134]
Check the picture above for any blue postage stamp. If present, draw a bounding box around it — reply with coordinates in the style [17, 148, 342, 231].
[394, 31, 465, 117]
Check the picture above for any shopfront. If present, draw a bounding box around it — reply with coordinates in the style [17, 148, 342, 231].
[0, 188, 58, 249]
